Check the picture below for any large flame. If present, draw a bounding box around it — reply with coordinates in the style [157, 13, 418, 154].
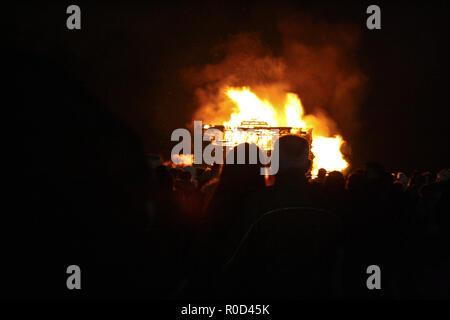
[225, 88, 277, 127]
[311, 136, 348, 175]
[220, 86, 348, 175]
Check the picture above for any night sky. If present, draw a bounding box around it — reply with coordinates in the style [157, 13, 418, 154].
[8, 1, 449, 172]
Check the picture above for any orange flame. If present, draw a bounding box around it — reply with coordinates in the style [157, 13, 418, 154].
[218, 86, 348, 175]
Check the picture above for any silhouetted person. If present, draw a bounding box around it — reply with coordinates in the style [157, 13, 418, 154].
[325, 171, 345, 190]
[8, 52, 153, 299]
[316, 168, 327, 184]
[343, 164, 400, 298]
[185, 143, 265, 298]
[255, 135, 326, 211]
[220, 135, 341, 299]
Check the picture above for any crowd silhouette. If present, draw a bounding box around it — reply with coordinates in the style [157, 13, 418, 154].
[8, 53, 450, 299]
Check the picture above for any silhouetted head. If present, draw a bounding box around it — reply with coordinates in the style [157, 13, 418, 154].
[318, 168, 327, 179]
[421, 171, 434, 185]
[277, 135, 311, 176]
[325, 171, 345, 190]
[184, 165, 197, 183]
[396, 172, 409, 186]
[218, 143, 265, 193]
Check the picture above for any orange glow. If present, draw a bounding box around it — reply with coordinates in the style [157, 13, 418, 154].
[225, 88, 277, 127]
[311, 135, 348, 175]
[213, 86, 349, 175]
[171, 154, 194, 166]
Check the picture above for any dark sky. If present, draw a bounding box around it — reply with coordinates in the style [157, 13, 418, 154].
[8, 1, 449, 172]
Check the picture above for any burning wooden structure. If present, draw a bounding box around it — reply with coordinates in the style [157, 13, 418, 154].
[203, 119, 312, 153]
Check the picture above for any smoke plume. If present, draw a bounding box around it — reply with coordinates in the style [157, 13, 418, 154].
[184, 17, 367, 141]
